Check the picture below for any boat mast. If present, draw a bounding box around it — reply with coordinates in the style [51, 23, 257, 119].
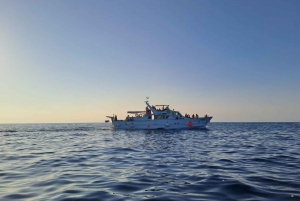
[145, 98, 159, 115]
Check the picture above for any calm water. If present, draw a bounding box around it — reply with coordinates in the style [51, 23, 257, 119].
[1, 123, 300, 201]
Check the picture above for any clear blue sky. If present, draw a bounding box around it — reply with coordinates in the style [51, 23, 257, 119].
[1, 0, 299, 123]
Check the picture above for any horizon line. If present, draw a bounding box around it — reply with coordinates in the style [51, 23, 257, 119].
[0, 121, 299, 125]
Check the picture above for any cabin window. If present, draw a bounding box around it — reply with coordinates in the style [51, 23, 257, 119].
[172, 112, 179, 116]
[154, 115, 168, 120]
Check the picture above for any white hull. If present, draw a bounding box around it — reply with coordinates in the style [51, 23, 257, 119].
[112, 117, 212, 130]
[107, 100, 213, 130]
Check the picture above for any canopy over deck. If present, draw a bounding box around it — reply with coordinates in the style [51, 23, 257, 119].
[127, 111, 146, 114]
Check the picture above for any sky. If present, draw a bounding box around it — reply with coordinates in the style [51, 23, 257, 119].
[0, 0, 299, 123]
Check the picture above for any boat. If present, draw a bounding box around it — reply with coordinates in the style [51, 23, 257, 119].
[106, 100, 212, 129]
[105, 120, 110, 123]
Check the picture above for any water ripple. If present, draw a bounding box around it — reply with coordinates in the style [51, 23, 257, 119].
[0, 123, 299, 200]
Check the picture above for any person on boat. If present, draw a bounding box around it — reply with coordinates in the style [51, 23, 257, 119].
[205, 114, 208, 118]
[115, 115, 118, 121]
[125, 115, 129, 121]
[185, 113, 187, 117]
[166, 106, 169, 110]
[192, 114, 195, 118]
[196, 114, 198, 118]
[162, 106, 165, 110]
[148, 107, 151, 114]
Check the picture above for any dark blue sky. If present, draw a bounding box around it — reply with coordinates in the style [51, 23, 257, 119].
[1, 0, 299, 122]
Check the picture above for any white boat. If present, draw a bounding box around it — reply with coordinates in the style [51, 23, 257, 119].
[106, 100, 212, 130]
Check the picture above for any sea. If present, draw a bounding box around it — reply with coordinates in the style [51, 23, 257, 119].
[0, 123, 300, 201]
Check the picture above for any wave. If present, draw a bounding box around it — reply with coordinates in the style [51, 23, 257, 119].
[0, 126, 112, 133]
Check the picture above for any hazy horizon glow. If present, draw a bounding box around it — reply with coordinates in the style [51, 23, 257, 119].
[1, 0, 299, 123]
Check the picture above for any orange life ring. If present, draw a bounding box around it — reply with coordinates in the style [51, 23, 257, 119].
[188, 122, 193, 127]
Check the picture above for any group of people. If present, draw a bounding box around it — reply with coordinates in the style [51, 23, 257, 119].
[184, 114, 209, 118]
[185, 113, 199, 118]
[125, 114, 143, 121]
[151, 105, 169, 111]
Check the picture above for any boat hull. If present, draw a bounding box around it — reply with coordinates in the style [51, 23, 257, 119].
[111, 117, 212, 130]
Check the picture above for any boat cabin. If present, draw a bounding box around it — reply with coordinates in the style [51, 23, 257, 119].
[125, 103, 184, 121]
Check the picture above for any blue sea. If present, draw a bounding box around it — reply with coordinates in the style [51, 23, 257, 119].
[1, 123, 300, 201]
